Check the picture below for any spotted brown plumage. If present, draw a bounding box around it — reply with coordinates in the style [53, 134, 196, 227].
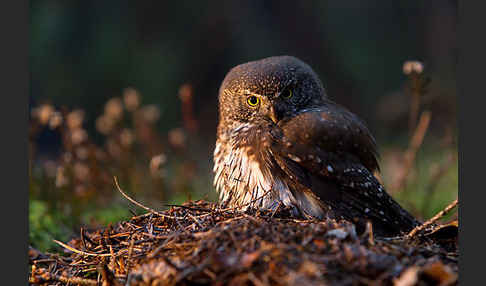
[213, 55, 420, 236]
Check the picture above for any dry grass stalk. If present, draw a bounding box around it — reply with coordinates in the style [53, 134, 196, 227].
[114, 176, 180, 220]
[406, 198, 458, 238]
[53, 239, 128, 258]
[114, 176, 273, 220]
[392, 110, 432, 192]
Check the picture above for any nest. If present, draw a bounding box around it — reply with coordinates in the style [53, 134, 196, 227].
[29, 196, 458, 286]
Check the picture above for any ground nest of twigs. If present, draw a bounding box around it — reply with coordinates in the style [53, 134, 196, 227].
[29, 196, 458, 286]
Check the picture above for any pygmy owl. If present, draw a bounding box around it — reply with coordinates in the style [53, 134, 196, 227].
[213, 56, 419, 236]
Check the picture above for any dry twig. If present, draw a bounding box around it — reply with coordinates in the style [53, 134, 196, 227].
[407, 199, 458, 238]
[114, 176, 180, 219]
[53, 239, 128, 257]
[30, 267, 98, 286]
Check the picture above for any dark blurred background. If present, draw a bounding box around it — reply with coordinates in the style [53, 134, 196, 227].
[29, 0, 458, 251]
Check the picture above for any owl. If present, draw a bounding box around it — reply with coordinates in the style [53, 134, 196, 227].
[213, 56, 419, 236]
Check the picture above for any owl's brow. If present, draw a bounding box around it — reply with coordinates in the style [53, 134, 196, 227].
[224, 89, 263, 97]
[280, 79, 296, 92]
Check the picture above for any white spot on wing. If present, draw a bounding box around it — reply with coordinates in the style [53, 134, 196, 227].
[288, 154, 302, 163]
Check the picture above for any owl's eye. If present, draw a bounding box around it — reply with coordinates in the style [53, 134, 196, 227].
[282, 89, 293, 99]
[247, 96, 260, 107]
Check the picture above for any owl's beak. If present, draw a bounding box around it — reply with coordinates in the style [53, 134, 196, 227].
[268, 106, 279, 124]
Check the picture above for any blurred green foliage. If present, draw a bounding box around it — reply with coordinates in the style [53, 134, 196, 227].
[29, 199, 69, 252]
[393, 145, 458, 221]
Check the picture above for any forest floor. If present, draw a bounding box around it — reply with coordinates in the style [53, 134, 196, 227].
[29, 193, 458, 286]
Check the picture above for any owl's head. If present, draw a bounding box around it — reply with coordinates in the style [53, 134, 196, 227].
[218, 56, 327, 126]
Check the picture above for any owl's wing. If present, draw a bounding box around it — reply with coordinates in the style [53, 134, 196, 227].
[267, 103, 419, 236]
[278, 103, 379, 170]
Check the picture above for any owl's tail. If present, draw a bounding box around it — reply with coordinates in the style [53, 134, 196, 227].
[337, 188, 420, 237]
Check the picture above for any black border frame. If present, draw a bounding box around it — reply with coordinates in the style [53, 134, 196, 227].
[2, 0, 28, 283]
[458, 0, 483, 284]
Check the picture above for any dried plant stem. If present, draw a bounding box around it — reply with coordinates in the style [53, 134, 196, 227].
[408, 74, 422, 136]
[97, 262, 121, 286]
[125, 236, 135, 275]
[179, 84, 198, 133]
[409, 111, 431, 154]
[407, 199, 458, 238]
[114, 176, 180, 219]
[114, 176, 272, 219]
[53, 239, 128, 257]
[231, 188, 273, 211]
[393, 111, 431, 192]
[29, 270, 98, 285]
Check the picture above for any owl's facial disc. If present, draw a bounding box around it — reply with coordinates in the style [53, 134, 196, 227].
[218, 56, 328, 126]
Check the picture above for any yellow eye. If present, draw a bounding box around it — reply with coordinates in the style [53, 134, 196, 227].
[247, 96, 260, 107]
[282, 89, 293, 99]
